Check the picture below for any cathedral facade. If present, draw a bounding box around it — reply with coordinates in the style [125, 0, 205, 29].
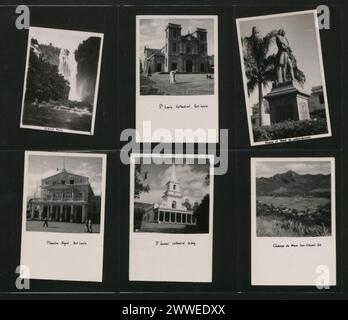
[140, 164, 196, 231]
[143, 23, 212, 73]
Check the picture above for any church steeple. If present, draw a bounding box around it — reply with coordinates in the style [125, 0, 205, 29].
[161, 164, 182, 201]
[169, 163, 177, 183]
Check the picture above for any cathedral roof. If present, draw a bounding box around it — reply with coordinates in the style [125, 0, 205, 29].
[42, 169, 87, 181]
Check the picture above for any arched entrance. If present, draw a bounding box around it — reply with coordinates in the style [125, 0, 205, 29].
[186, 60, 193, 72]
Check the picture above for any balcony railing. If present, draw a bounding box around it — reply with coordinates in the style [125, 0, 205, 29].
[42, 195, 85, 201]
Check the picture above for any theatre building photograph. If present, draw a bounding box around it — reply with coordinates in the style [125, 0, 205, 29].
[24, 152, 105, 234]
[133, 159, 212, 234]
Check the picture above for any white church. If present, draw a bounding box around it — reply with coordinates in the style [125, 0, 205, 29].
[140, 164, 197, 230]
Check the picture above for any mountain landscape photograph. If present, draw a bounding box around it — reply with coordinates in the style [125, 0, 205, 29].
[255, 160, 333, 237]
[21, 27, 103, 134]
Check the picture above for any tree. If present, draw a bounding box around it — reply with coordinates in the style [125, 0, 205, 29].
[134, 164, 150, 198]
[192, 194, 209, 233]
[182, 198, 192, 210]
[242, 28, 305, 126]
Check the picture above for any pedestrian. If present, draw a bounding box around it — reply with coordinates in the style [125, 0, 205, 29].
[43, 215, 48, 228]
[169, 69, 177, 84]
[88, 218, 93, 233]
[85, 219, 89, 233]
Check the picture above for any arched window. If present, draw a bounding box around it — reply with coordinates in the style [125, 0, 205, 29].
[172, 201, 176, 209]
[173, 184, 176, 190]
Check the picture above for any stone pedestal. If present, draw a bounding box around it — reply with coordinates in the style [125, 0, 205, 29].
[264, 81, 310, 125]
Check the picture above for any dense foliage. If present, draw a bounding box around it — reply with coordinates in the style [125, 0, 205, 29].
[253, 118, 328, 142]
[25, 40, 69, 103]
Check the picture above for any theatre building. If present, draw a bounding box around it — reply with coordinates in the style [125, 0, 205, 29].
[140, 164, 196, 230]
[27, 169, 100, 224]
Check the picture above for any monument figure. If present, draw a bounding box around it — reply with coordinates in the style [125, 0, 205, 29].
[275, 29, 295, 83]
[264, 28, 310, 124]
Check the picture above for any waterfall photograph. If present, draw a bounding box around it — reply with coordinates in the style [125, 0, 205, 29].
[20, 27, 104, 135]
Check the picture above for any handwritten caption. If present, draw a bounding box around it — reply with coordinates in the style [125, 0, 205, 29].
[273, 242, 322, 248]
[155, 240, 196, 247]
[47, 241, 87, 247]
[158, 104, 208, 110]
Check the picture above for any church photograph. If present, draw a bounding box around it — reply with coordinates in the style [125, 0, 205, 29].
[132, 158, 212, 234]
[237, 11, 331, 145]
[138, 16, 216, 95]
[23, 151, 106, 234]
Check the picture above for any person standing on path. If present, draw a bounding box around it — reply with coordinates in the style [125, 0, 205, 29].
[43, 216, 48, 228]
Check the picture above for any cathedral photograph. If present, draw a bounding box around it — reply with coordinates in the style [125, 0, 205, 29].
[132, 159, 212, 234]
[138, 17, 216, 95]
[24, 152, 106, 234]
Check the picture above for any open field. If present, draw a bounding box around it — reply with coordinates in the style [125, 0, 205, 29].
[256, 196, 331, 237]
[26, 220, 100, 233]
[257, 196, 330, 211]
[140, 74, 214, 95]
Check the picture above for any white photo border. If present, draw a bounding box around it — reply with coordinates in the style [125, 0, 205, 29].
[250, 157, 336, 286]
[135, 15, 219, 143]
[20, 27, 104, 136]
[236, 10, 332, 146]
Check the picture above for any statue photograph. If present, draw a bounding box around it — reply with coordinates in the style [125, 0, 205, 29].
[237, 10, 331, 145]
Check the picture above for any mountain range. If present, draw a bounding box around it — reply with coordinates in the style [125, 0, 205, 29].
[256, 170, 331, 197]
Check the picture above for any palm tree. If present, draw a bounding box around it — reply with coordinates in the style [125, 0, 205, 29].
[242, 27, 305, 126]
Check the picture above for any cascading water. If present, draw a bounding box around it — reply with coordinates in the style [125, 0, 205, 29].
[58, 48, 80, 101]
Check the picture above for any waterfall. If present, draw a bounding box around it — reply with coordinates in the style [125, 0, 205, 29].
[58, 48, 80, 101]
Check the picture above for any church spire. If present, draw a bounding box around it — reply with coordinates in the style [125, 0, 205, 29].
[170, 163, 177, 182]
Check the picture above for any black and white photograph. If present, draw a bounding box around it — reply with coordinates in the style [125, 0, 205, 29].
[136, 16, 219, 143]
[255, 160, 333, 237]
[133, 159, 211, 234]
[129, 153, 214, 282]
[139, 17, 215, 96]
[251, 157, 336, 286]
[237, 10, 331, 145]
[25, 153, 105, 234]
[20, 151, 107, 282]
[20, 27, 103, 135]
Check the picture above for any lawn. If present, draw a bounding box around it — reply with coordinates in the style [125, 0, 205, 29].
[26, 220, 100, 234]
[140, 73, 214, 95]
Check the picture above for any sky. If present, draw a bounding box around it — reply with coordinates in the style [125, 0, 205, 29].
[30, 27, 91, 52]
[256, 161, 331, 178]
[139, 18, 215, 61]
[136, 162, 210, 206]
[239, 12, 324, 106]
[26, 154, 104, 198]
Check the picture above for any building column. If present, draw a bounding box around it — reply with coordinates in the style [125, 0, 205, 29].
[60, 205, 63, 221]
[70, 205, 74, 222]
[63, 207, 67, 222]
[30, 205, 34, 220]
[39, 206, 43, 220]
[49, 205, 53, 220]
[82, 205, 87, 223]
